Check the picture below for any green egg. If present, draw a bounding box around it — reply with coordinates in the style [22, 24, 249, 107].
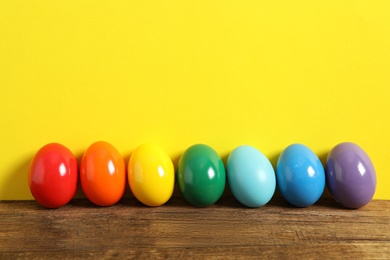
[177, 144, 226, 207]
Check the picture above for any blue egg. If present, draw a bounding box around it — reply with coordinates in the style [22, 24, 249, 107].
[276, 144, 325, 207]
[227, 145, 276, 207]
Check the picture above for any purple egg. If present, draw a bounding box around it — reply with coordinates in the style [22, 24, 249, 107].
[326, 142, 376, 208]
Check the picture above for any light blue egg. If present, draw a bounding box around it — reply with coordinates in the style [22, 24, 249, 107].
[276, 144, 325, 207]
[227, 145, 276, 207]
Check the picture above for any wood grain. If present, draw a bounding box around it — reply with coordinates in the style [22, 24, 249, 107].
[0, 197, 389, 259]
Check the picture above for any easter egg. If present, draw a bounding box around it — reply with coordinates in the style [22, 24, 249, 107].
[177, 144, 226, 207]
[128, 144, 174, 206]
[28, 143, 78, 208]
[227, 145, 276, 207]
[326, 142, 376, 208]
[80, 141, 126, 206]
[276, 144, 325, 207]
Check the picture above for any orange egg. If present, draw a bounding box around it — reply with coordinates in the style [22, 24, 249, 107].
[80, 141, 126, 206]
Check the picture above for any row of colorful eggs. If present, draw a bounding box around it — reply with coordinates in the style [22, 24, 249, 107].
[29, 142, 376, 209]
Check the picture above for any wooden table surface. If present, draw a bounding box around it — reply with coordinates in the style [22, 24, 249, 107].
[0, 197, 389, 259]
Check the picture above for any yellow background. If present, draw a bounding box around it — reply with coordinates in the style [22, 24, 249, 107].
[1, 1, 389, 200]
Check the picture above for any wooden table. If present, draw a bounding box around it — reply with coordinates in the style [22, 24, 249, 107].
[0, 197, 389, 258]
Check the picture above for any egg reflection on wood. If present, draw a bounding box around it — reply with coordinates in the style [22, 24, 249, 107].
[326, 142, 376, 209]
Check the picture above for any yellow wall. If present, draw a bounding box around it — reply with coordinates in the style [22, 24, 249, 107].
[1, 1, 389, 200]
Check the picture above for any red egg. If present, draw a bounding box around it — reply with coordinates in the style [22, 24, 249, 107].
[29, 143, 78, 208]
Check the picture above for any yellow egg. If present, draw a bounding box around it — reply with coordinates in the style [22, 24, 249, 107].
[128, 144, 174, 206]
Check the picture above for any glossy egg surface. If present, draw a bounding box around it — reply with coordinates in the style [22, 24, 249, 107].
[177, 144, 226, 207]
[29, 143, 78, 208]
[128, 144, 174, 206]
[227, 145, 276, 207]
[326, 142, 376, 208]
[276, 144, 325, 207]
[80, 141, 126, 206]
